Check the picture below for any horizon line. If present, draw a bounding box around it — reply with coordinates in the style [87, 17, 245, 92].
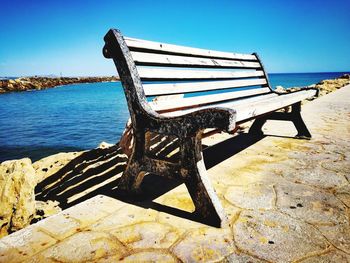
[1, 71, 349, 78]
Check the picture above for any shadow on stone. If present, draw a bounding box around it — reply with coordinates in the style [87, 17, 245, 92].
[35, 132, 265, 227]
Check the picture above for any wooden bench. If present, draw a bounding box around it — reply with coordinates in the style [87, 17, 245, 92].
[103, 28, 317, 226]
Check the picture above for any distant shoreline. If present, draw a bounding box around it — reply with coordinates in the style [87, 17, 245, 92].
[0, 76, 120, 94]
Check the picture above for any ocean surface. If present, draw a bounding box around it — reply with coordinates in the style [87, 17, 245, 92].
[0, 72, 348, 162]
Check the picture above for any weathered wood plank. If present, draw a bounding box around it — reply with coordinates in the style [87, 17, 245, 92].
[144, 77, 266, 96]
[131, 51, 261, 69]
[161, 93, 279, 117]
[138, 68, 264, 81]
[234, 90, 317, 122]
[161, 90, 316, 121]
[150, 87, 271, 112]
[125, 37, 257, 60]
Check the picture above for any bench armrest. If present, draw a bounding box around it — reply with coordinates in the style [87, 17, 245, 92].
[145, 107, 236, 136]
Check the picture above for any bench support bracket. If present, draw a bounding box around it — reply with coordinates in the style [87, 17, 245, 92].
[249, 102, 312, 139]
[118, 130, 227, 227]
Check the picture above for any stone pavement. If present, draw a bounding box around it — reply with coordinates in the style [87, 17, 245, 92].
[1, 85, 350, 262]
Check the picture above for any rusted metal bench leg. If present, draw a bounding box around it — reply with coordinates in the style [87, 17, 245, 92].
[249, 116, 267, 136]
[118, 130, 145, 193]
[290, 102, 312, 139]
[249, 102, 311, 139]
[181, 133, 227, 227]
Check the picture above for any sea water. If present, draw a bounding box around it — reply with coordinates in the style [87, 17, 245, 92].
[0, 72, 348, 162]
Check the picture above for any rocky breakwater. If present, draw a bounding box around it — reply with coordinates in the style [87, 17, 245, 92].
[275, 73, 350, 95]
[315, 73, 350, 96]
[0, 76, 119, 93]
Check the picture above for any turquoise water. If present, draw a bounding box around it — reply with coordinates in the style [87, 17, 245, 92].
[0, 82, 129, 162]
[0, 72, 348, 162]
[268, 72, 349, 89]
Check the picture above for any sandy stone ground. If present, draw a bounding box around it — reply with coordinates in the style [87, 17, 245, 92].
[0, 85, 349, 262]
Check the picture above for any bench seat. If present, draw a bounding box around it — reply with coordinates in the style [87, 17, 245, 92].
[154, 89, 316, 122]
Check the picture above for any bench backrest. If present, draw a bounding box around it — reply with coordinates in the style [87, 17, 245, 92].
[103, 29, 273, 120]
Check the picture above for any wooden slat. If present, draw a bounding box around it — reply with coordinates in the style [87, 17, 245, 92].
[235, 90, 317, 122]
[131, 52, 261, 69]
[138, 68, 265, 81]
[161, 93, 279, 117]
[150, 87, 271, 112]
[161, 90, 317, 121]
[125, 37, 257, 61]
[144, 78, 267, 96]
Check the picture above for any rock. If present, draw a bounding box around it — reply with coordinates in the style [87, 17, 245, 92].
[275, 86, 286, 93]
[273, 74, 350, 100]
[314, 74, 350, 97]
[0, 156, 68, 237]
[32, 151, 82, 183]
[0, 76, 120, 94]
[0, 158, 36, 237]
[98, 141, 115, 149]
[34, 200, 62, 221]
[339, 73, 350, 79]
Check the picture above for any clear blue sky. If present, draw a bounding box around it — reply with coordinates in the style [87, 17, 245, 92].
[1, 0, 349, 76]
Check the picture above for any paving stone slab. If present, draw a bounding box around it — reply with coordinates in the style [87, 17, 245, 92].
[225, 252, 267, 262]
[39, 231, 127, 262]
[60, 195, 125, 228]
[0, 226, 57, 262]
[157, 211, 208, 234]
[155, 184, 196, 213]
[225, 183, 276, 210]
[232, 210, 329, 262]
[299, 249, 350, 263]
[275, 182, 348, 225]
[89, 205, 158, 232]
[316, 223, 350, 254]
[36, 212, 81, 240]
[280, 162, 348, 190]
[80, 194, 127, 214]
[119, 251, 178, 262]
[335, 185, 350, 208]
[0, 241, 22, 263]
[110, 222, 179, 249]
[171, 227, 235, 262]
[278, 153, 348, 189]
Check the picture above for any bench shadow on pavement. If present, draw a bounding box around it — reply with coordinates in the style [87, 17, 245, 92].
[35, 132, 265, 226]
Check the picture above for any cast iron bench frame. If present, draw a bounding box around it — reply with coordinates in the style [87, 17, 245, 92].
[103, 28, 317, 226]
